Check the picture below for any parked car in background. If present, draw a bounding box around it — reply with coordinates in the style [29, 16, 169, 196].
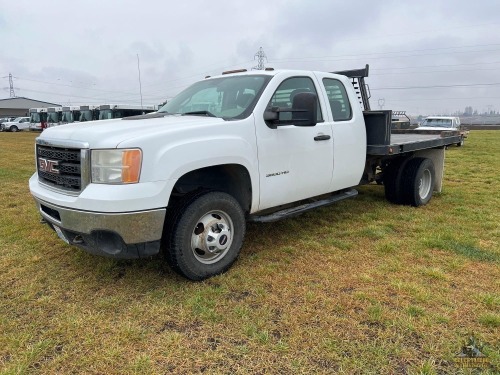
[1, 117, 31, 132]
[415, 116, 469, 146]
[0, 116, 16, 125]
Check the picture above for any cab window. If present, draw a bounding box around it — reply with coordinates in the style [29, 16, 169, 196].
[322, 78, 352, 121]
[268, 77, 323, 123]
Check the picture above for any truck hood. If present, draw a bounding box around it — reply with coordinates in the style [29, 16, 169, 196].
[38, 114, 227, 148]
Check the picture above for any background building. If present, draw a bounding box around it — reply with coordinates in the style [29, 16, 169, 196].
[0, 97, 60, 117]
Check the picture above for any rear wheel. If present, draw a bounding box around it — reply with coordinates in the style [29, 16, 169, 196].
[10, 125, 18, 132]
[164, 191, 245, 280]
[400, 157, 435, 207]
[383, 158, 407, 204]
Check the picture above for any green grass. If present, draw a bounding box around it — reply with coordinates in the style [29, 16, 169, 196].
[0, 131, 499, 374]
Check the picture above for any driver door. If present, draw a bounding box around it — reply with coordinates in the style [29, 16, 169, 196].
[255, 75, 333, 210]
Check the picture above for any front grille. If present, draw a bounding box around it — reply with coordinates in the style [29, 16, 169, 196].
[37, 145, 82, 192]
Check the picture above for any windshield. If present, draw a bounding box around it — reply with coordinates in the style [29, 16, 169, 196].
[61, 111, 73, 123]
[13, 117, 23, 122]
[79, 110, 94, 121]
[30, 112, 47, 123]
[47, 112, 60, 123]
[421, 118, 453, 128]
[30, 113, 40, 123]
[99, 109, 113, 120]
[158, 75, 270, 120]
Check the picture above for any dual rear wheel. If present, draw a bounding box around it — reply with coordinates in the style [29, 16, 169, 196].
[384, 157, 435, 207]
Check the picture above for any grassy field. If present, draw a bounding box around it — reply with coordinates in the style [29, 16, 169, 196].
[0, 131, 498, 374]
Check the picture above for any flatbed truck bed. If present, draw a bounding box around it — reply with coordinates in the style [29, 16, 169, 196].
[367, 132, 461, 155]
[335, 66, 461, 156]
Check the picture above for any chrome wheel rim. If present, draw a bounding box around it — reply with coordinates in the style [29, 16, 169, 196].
[190, 210, 234, 264]
[418, 169, 432, 199]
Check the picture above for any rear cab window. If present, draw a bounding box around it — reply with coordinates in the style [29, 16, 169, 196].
[322, 78, 352, 121]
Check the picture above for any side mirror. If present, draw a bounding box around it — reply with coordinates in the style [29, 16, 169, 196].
[264, 92, 318, 128]
[291, 92, 317, 127]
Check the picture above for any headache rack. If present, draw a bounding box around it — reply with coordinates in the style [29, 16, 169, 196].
[333, 64, 371, 110]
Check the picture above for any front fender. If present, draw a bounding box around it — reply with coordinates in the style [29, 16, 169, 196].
[119, 117, 261, 213]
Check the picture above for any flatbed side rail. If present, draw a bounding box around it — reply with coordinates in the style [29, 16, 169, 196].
[367, 131, 462, 155]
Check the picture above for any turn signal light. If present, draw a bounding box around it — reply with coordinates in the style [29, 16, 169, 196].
[122, 149, 142, 183]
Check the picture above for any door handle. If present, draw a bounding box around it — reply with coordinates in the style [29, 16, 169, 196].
[314, 134, 331, 141]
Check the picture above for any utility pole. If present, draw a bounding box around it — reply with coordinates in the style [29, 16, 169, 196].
[137, 54, 143, 109]
[253, 47, 267, 70]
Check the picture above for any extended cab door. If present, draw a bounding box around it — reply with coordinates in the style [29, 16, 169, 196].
[254, 73, 334, 210]
[314, 73, 366, 191]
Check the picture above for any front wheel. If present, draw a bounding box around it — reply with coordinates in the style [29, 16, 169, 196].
[457, 137, 464, 147]
[164, 191, 246, 280]
[10, 125, 18, 132]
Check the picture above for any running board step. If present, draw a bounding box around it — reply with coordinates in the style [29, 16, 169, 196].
[248, 189, 358, 223]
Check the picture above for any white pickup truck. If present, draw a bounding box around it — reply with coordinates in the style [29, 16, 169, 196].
[1, 116, 31, 132]
[29, 65, 461, 280]
[416, 116, 469, 146]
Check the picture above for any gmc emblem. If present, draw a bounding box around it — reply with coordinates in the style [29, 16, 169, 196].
[39, 158, 60, 174]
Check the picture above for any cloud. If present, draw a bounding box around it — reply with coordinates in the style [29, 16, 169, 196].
[0, 0, 499, 113]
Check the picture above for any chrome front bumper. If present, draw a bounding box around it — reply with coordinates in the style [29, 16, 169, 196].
[34, 197, 166, 258]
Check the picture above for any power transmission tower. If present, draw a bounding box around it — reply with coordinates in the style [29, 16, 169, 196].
[8, 73, 15, 97]
[378, 98, 385, 110]
[2, 73, 16, 98]
[253, 47, 267, 70]
[2, 73, 17, 97]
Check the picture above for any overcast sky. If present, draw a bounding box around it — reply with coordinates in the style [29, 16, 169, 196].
[1, 0, 499, 115]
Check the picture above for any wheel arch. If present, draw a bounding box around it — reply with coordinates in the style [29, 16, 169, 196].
[413, 148, 445, 192]
[172, 164, 253, 213]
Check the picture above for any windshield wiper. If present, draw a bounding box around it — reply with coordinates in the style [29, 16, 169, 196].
[182, 110, 216, 117]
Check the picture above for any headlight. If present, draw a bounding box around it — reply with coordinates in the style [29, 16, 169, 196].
[91, 149, 142, 184]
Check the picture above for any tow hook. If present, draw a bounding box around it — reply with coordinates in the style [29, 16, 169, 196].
[72, 235, 84, 244]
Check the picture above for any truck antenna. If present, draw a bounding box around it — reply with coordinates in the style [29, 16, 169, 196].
[137, 54, 144, 109]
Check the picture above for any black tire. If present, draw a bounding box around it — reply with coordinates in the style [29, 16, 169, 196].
[164, 191, 245, 280]
[10, 125, 18, 132]
[400, 157, 435, 207]
[383, 158, 407, 204]
[457, 137, 464, 147]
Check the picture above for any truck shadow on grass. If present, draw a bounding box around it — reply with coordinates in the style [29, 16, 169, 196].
[67, 183, 498, 286]
[70, 186, 393, 283]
